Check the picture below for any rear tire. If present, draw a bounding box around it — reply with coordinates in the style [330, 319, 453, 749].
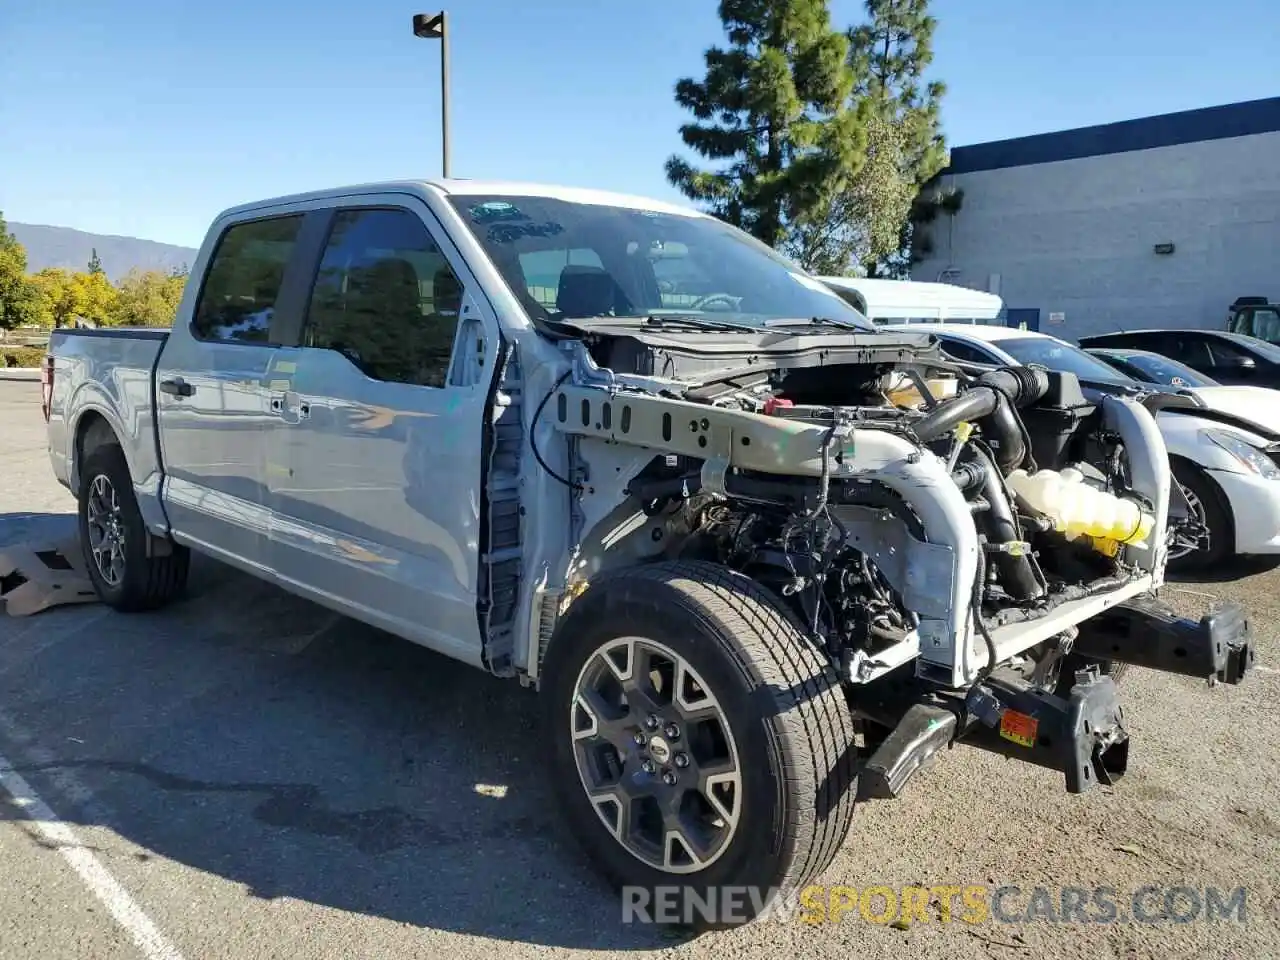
[78, 444, 189, 612]
[540, 560, 857, 930]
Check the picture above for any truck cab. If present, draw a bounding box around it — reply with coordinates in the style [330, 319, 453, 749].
[1227, 296, 1280, 344]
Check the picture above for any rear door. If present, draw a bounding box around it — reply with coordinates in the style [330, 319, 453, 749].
[155, 213, 312, 572]
[265, 198, 497, 663]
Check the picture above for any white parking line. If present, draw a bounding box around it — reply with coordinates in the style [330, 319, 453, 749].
[0, 749, 187, 960]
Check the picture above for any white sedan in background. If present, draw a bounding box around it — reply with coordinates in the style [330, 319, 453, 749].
[1085, 346, 1280, 433]
[888, 323, 1280, 572]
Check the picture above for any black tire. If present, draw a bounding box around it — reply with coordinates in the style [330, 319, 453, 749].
[78, 443, 189, 611]
[1168, 460, 1233, 574]
[540, 560, 857, 930]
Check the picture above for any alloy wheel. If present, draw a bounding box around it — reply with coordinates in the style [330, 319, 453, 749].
[85, 474, 126, 586]
[569, 636, 741, 874]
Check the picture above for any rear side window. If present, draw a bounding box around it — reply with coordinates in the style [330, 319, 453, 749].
[192, 215, 304, 342]
[304, 207, 464, 388]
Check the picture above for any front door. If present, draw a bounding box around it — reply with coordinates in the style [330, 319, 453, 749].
[266, 201, 496, 664]
[156, 213, 308, 572]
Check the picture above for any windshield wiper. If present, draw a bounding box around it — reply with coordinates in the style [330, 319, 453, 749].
[763, 315, 869, 332]
[643, 314, 759, 332]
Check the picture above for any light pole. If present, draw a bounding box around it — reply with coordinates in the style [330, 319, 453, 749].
[412, 11, 451, 178]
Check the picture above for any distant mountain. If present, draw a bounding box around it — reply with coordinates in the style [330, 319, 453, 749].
[10, 222, 198, 281]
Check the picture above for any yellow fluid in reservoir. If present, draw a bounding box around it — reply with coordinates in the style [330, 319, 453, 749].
[1006, 468, 1153, 551]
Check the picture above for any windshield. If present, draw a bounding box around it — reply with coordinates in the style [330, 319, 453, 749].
[990, 337, 1133, 385]
[446, 194, 874, 330]
[1229, 306, 1280, 343]
[1118, 352, 1219, 387]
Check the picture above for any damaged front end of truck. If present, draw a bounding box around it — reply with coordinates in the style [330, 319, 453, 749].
[543, 322, 1255, 800]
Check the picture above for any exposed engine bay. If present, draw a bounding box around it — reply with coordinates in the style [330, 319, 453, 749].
[552, 324, 1171, 689]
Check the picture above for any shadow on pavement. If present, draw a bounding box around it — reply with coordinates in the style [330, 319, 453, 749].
[1167, 555, 1280, 584]
[0, 512, 686, 950]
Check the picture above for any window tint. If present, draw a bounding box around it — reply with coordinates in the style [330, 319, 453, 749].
[305, 208, 463, 388]
[192, 215, 303, 342]
[937, 337, 994, 364]
[1204, 338, 1253, 366]
[1170, 334, 1214, 367]
[1218, 331, 1280, 363]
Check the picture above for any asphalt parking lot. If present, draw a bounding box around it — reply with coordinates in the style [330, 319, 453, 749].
[1, 377, 1278, 960]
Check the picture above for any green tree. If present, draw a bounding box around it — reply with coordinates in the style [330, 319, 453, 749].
[784, 113, 918, 274]
[87, 247, 104, 274]
[665, 0, 869, 250]
[76, 270, 118, 325]
[30, 268, 83, 328]
[847, 0, 948, 274]
[0, 211, 39, 331]
[111, 269, 186, 327]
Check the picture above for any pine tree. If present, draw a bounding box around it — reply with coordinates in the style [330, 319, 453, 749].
[665, 0, 869, 250]
[87, 247, 104, 275]
[847, 0, 948, 274]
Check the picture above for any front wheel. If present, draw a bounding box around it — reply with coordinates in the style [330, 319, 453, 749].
[540, 561, 858, 929]
[1167, 461, 1233, 574]
[78, 444, 190, 611]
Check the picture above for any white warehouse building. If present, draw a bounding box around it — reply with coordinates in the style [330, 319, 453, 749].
[911, 96, 1280, 340]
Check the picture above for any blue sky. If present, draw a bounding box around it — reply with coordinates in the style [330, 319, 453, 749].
[2, 0, 1277, 248]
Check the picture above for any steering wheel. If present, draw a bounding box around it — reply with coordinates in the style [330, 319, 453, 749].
[690, 292, 740, 312]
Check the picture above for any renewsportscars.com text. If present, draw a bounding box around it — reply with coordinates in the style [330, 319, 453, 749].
[621, 884, 1249, 927]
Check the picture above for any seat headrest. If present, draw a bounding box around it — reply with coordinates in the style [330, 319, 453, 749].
[349, 257, 421, 315]
[556, 264, 624, 318]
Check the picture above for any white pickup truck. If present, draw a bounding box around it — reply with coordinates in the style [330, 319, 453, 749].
[43, 179, 1254, 927]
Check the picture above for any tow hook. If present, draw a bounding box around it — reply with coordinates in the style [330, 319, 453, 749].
[857, 664, 1129, 800]
[962, 666, 1129, 794]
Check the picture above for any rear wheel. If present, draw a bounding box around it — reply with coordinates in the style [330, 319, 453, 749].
[78, 444, 189, 611]
[540, 560, 858, 929]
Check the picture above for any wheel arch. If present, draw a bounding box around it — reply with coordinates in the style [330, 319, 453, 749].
[71, 407, 125, 494]
[1170, 453, 1236, 556]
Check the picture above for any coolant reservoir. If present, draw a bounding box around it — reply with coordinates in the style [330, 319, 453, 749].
[884, 373, 958, 409]
[1006, 468, 1154, 550]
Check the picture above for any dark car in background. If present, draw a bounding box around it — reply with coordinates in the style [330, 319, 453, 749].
[1077, 329, 1280, 390]
[1085, 347, 1222, 390]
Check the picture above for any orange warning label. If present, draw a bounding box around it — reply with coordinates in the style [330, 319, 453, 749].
[999, 709, 1038, 748]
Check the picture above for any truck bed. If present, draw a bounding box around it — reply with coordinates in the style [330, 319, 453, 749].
[46, 327, 170, 525]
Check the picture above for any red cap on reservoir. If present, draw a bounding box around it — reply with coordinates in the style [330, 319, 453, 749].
[762, 397, 794, 416]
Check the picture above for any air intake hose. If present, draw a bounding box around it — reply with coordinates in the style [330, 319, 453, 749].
[912, 366, 1050, 473]
[956, 447, 1046, 601]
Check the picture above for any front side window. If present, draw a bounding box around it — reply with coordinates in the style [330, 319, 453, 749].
[1218, 332, 1280, 364]
[192, 215, 303, 342]
[304, 208, 463, 388]
[446, 194, 873, 329]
